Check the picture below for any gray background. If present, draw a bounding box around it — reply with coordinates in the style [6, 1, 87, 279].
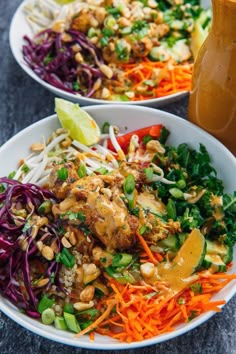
[0, 1, 235, 353]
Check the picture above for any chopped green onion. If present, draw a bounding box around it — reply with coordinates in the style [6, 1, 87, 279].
[111, 94, 130, 101]
[121, 26, 132, 35]
[61, 211, 85, 222]
[106, 6, 121, 17]
[105, 266, 136, 284]
[70, 211, 85, 222]
[96, 167, 108, 175]
[112, 253, 133, 267]
[38, 200, 52, 214]
[80, 321, 93, 330]
[136, 27, 148, 39]
[166, 198, 177, 220]
[104, 15, 117, 28]
[72, 82, 80, 91]
[144, 291, 159, 299]
[100, 36, 109, 47]
[101, 122, 110, 134]
[63, 312, 81, 332]
[64, 303, 75, 314]
[131, 206, 140, 217]
[56, 248, 76, 268]
[54, 316, 68, 330]
[136, 0, 148, 5]
[117, 2, 126, 12]
[57, 167, 68, 181]
[0, 184, 5, 193]
[8, 171, 16, 179]
[143, 80, 157, 87]
[115, 42, 130, 61]
[21, 164, 30, 173]
[123, 174, 136, 210]
[124, 174, 135, 194]
[166, 36, 177, 48]
[87, 28, 97, 38]
[50, 272, 55, 284]
[43, 53, 54, 65]
[22, 220, 31, 232]
[102, 28, 114, 37]
[126, 192, 135, 210]
[38, 294, 55, 314]
[139, 225, 149, 235]
[77, 308, 99, 329]
[176, 179, 186, 189]
[169, 187, 184, 199]
[77, 162, 87, 178]
[41, 308, 56, 325]
[77, 308, 98, 320]
[144, 167, 154, 182]
[190, 282, 202, 294]
[132, 20, 148, 34]
[177, 297, 185, 305]
[79, 225, 91, 237]
[188, 310, 198, 322]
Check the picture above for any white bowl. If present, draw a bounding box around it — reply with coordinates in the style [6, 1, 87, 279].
[9, 0, 212, 108]
[0, 104, 235, 349]
[10, 0, 209, 108]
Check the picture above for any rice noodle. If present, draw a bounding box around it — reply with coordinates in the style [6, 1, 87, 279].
[14, 122, 177, 188]
[150, 163, 176, 185]
[109, 126, 126, 161]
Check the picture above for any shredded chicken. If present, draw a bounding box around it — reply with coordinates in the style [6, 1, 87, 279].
[49, 158, 177, 251]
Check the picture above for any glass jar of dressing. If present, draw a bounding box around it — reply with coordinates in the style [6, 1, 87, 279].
[188, 0, 236, 155]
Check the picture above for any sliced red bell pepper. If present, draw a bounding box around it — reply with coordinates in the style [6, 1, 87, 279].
[107, 124, 163, 153]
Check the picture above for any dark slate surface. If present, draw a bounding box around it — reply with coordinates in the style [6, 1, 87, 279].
[0, 1, 235, 353]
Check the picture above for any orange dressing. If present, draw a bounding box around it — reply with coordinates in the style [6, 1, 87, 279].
[158, 229, 205, 295]
[188, 0, 236, 155]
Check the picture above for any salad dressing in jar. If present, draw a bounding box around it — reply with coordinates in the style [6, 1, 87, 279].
[188, 0, 236, 155]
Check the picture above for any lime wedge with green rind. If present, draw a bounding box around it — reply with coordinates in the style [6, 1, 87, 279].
[55, 98, 101, 146]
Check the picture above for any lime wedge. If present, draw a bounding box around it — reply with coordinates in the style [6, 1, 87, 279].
[54, 0, 75, 4]
[55, 98, 101, 146]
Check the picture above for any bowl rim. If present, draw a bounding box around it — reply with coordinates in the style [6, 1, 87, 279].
[9, 0, 187, 107]
[0, 105, 235, 350]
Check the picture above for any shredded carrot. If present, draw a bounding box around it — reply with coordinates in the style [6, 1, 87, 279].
[95, 272, 236, 343]
[89, 331, 95, 341]
[136, 231, 158, 265]
[75, 300, 116, 338]
[154, 252, 164, 262]
[116, 58, 193, 101]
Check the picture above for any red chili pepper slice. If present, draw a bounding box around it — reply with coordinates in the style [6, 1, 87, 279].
[107, 124, 163, 152]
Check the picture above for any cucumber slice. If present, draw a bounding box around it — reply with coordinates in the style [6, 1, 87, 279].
[206, 240, 233, 264]
[172, 228, 206, 272]
[166, 250, 177, 261]
[63, 312, 81, 333]
[178, 232, 188, 246]
[223, 245, 233, 264]
[206, 240, 227, 255]
[157, 229, 206, 295]
[137, 192, 166, 216]
[54, 316, 68, 331]
[157, 234, 180, 252]
[202, 254, 227, 273]
[148, 46, 163, 61]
